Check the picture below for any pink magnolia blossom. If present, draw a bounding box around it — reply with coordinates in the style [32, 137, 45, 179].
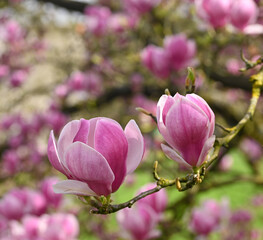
[84, 6, 111, 36]
[2, 149, 21, 175]
[136, 183, 168, 215]
[0, 188, 47, 221]
[230, 210, 252, 224]
[44, 109, 68, 135]
[4, 20, 24, 43]
[85, 71, 103, 96]
[108, 14, 135, 33]
[0, 65, 9, 79]
[240, 138, 263, 161]
[157, 93, 215, 168]
[230, 0, 258, 30]
[10, 69, 28, 87]
[55, 84, 69, 98]
[67, 71, 102, 96]
[117, 203, 160, 240]
[190, 199, 229, 236]
[40, 178, 63, 209]
[123, 0, 161, 15]
[219, 154, 234, 171]
[68, 71, 87, 91]
[196, 0, 232, 28]
[7, 213, 79, 240]
[164, 34, 196, 71]
[141, 45, 171, 78]
[48, 118, 144, 196]
[226, 58, 244, 75]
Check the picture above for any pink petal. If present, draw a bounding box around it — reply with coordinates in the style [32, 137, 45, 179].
[166, 97, 210, 164]
[47, 131, 69, 177]
[161, 144, 191, 168]
[157, 94, 168, 124]
[124, 120, 144, 174]
[86, 117, 101, 148]
[157, 95, 175, 147]
[162, 96, 176, 125]
[94, 118, 128, 192]
[57, 120, 81, 163]
[64, 142, 115, 196]
[73, 119, 90, 144]
[196, 135, 215, 167]
[186, 94, 215, 136]
[53, 180, 97, 196]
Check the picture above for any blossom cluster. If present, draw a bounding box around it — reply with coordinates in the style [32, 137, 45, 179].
[0, 178, 79, 239]
[0, 17, 46, 87]
[117, 183, 167, 240]
[141, 34, 196, 78]
[196, 0, 259, 31]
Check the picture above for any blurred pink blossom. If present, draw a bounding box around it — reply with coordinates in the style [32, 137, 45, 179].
[124, 0, 161, 15]
[226, 58, 244, 75]
[43, 109, 68, 135]
[190, 199, 229, 236]
[117, 203, 160, 240]
[0, 65, 9, 79]
[55, 84, 69, 98]
[0, 188, 47, 221]
[2, 149, 21, 175]
[230, 0, 258, 30]
[141, 45, 171, 78]
[195, 0, 232, 28]
[8, 213, 79, 240]
[10, 69, 28, 87]
[137, 183, 168, 216]
[85, 6, 111, 36]
[240, 138, 263, 161]
[40, 178, 63, 209]
[3, 20, 25, 43]
[68, 71, 87, 91]
[219, 154, 234, 171]
[164, 34, 196, 70]
[108, 13, 137, 33]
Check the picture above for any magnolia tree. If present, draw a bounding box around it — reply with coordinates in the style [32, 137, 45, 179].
[0, 0, 263, 239]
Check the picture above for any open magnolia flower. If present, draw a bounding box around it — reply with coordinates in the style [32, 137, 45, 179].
[157, 93, 215, 168]
[48, 118, 144, 196]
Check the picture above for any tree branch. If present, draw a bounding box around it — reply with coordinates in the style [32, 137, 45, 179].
[35, 0, 90, 12]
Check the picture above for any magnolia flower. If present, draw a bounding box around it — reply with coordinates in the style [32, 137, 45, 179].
[40, 178, 63, 209]
[195, 0, 232, 28]
[190, 199, 229, 236]
[230, 0, 258, 31]
[136, 183, 168, 215]
[0, 188, 47, 221]
[48, 118, 144, 196]
[141, 45, 171, 79]
[84, 6, 111, 36]
[157, 93, 215, 168]
[164, 34, 196, 70]
[117, 203, 160, 240]
[123, 0, 161, 15]
[8, 213, 79, 240]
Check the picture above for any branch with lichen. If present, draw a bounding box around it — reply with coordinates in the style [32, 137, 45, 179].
[89, 68, 262, 215]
